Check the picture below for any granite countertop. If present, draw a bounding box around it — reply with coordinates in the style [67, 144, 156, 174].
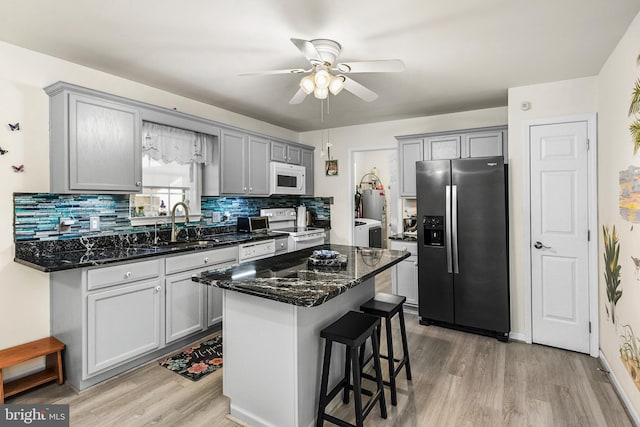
[192, 244, 410, 307]
[14, 231, 283, 272]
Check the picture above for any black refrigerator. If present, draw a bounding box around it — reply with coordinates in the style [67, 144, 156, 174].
[416, 157, 509, 340]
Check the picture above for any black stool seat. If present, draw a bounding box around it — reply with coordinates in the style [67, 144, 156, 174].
[317, 311, 387, 427]
[359, 293, 406, 317]
[359, 293, 412, 406]
[321, 311, 380, 347]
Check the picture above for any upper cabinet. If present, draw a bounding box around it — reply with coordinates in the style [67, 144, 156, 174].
[220, 130, 270, 196]
[399, 140, 422, 197]
[301, 148, 314, 196]
[46, 83, 142, 193]
[397, 126, 507, 198]
[271, 141, 302, 165]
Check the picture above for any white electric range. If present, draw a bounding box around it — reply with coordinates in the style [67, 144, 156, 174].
[260, 208, 326, 251]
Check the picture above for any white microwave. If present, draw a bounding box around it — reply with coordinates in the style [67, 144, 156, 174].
[270, 162, 306, 195]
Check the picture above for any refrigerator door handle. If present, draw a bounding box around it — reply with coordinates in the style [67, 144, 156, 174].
[452, 184, 459, 274]
[445, 185, 453, 273]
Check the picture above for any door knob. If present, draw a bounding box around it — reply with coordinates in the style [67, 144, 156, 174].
[534, 241, 551, 249]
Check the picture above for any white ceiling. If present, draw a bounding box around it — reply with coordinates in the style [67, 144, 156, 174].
[0, 0, 638, 132]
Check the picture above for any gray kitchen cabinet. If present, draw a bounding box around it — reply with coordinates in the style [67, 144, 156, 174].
[399, 140, 422, 197]
[461, 130, 504, 158]
[301, 148, 314, 196]
[424, 135, 461, 160]
[271, 141, 302, 165]
[45, 83, 142, 193]
[220, 130, 270, 195]
[397, 126, 507, 198]
[87, 278, 162, 376]
[165, 269, 206, 343]
[164, 246, 237, 332]
[390, 240, 418, 307]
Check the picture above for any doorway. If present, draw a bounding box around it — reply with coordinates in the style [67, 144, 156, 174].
[349, 146, 397, 248]
[524, 114, 598, 356]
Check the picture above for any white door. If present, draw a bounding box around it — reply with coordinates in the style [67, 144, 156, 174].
[530, 121, 590, 353]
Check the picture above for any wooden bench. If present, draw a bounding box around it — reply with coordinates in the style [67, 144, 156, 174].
[0, 337, 65, 403]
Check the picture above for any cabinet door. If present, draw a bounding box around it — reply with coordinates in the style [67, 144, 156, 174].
[301, 148, 314, 196]
[69, 93, 141, 192]
[270, 141, 288, 163]
[87, 279, 161, 376]
[207, 286, 223, 327]
[247, 136, 270, 195]
[399, 140, 422, 197]
[220, 130, 247, 194]
[424, 135, 460, 160]
[462, 131, 504, 158]
[287, 145, 302, 165]
[393, 258, 419, 307]
[166, 271, 206, 343]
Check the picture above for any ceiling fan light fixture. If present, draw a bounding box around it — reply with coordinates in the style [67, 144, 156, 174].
[329, 75, 345, 95]
[300, 74, 315, 94]
[314, 69, 331, 89]
[314, 86, 329, 99]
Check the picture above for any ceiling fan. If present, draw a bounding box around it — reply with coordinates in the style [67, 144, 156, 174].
[240, 38, 405, 104]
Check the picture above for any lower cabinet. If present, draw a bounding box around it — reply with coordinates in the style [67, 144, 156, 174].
[390, 240, 418, 307]
[50, 246, 237, 391]
[87, 278, 162, 375]
[165, 270, 206, 344]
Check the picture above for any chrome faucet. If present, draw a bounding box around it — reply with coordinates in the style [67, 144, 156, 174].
[170, 202, 190, 242]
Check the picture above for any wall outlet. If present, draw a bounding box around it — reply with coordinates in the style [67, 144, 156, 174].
[211, 212, 222, 223]
[90, 216, 100, 231]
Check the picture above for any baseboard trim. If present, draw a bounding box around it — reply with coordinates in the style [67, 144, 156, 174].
[509, 331, 527, 342]
[599, 350, 640, 426]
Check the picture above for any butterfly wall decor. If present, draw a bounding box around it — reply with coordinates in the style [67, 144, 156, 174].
[12, 164, 24, 173]
[0, 147, 7, 155]
[8, 122, 20, 131]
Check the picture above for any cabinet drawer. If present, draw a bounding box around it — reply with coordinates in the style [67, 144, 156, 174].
[87, 259, 162, 291]
[165, 246, 238, 275]
[390, 241, 418, 257]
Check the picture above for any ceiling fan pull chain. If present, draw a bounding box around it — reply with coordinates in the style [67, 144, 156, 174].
[320, 99, 324, 122]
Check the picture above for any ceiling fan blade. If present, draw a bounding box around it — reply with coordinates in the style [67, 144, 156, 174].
[342, 77, 379, 102]
[336, 59, 405, 74]
[239, 68, 307, 76]
[290, 38, 324, 65]
[289, 88, 308, 104]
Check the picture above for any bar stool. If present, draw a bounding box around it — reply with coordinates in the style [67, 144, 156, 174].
[317, 311, 387, 427]
[359, 293, 412, 406]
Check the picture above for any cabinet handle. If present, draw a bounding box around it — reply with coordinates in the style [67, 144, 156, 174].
[249, 187, 253, 192]
[244, 187, 247, 192]
[135, 181, 141, 187]
[155, 286, 161, 293]
[125, 271, 132, 278]
[204, 257, 209, 264]
[414, 261, 418, 267]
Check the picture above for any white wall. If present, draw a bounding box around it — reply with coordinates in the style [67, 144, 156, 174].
[507, 77, 599, 337]
[597, 11, 640, 416]
[0, 41, 297, 380]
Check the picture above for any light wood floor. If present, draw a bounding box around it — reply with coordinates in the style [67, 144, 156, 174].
[9, 270, 633, 426]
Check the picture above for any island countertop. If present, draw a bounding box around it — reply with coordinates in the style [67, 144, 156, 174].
[192, 244, 410, 307]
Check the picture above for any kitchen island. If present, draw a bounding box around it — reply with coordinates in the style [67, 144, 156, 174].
[193, 244, 409, 427]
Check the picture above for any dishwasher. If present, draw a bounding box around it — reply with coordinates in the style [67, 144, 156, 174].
[238, 239, 275, 263]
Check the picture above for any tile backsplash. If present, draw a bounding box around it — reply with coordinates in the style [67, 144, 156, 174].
[14, 193, 332, 242]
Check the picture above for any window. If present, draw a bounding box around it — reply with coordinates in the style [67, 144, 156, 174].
[131, 122, 213, 223]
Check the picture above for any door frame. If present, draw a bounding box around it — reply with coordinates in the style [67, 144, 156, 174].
[522, 114, 598, 357]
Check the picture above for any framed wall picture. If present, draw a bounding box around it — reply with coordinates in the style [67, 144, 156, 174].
[325, 160, 338, 176]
